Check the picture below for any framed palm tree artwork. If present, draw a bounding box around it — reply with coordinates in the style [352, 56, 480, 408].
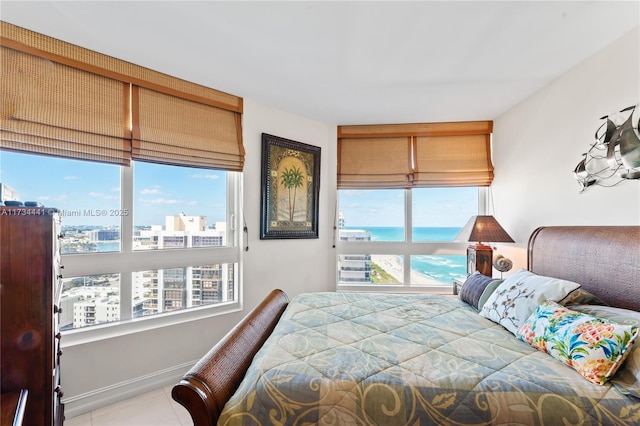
[260, 133, 321, 239]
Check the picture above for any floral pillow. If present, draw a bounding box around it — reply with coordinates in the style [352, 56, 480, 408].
[479, 269, 582, 335]
[517, 301, 638, 386]
[571, 305, 640, 397]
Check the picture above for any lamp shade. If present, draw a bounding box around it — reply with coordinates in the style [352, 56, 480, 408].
[455, 215, 514, 244]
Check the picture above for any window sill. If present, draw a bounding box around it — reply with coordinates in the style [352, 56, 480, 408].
[61, 301, 241, 348]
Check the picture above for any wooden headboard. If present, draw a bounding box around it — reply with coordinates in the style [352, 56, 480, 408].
[528, 226, 640, 311]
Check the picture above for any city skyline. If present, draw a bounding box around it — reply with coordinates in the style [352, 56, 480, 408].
[58, 216, 232, 329]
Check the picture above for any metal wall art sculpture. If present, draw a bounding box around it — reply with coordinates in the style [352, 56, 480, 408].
[573, 104, 640, 192]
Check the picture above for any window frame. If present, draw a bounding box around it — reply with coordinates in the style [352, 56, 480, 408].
[61, 165, 243, 347]
[335, 187, 488, 293]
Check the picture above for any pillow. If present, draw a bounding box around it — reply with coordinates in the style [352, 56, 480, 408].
[570, 305, 640, 324]
[559, 288, 607, 307]
[477, 278, 504, 311]
[479, 269, 582, 335]
[571, 305, 640, 397]
[459, 272, 496, 310]
[517, 301, 638, 386]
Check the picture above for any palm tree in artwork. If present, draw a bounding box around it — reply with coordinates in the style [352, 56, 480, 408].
[280, 166, 304, 222]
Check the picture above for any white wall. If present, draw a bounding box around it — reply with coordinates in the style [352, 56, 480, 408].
[491, 27, 640, 272]
[240, 98, 337, 308]
[61, 101, 337, 417]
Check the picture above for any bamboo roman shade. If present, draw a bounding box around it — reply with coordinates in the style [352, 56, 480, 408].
[0, 36, 131, 165]
[0, 21, 244, 171]
[132, 86, 244, 169]
[338, 121, 494, 189]
[337, 136, 413, 188]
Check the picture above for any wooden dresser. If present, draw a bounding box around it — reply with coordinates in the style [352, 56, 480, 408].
[0, 207, 64, 425]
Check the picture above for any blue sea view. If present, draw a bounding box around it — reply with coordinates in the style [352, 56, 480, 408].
[413, 254, 467, 284]
[344, 226, 467, 284]
[347, 226, 461, 242]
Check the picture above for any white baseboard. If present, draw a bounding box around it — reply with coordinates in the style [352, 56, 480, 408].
[61, 360, 196, 419]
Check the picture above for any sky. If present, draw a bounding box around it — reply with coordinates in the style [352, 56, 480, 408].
[339, 187, 478, 228]
[0, 151, 227, 227]
[2, 150, 477, 230]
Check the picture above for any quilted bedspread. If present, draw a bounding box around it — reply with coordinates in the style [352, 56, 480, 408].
[218, 292, 639, 425]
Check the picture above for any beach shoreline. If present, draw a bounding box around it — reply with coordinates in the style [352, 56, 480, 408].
[370, 254, 443, 286]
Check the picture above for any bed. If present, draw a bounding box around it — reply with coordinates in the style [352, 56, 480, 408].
[172, 226, 640, 425]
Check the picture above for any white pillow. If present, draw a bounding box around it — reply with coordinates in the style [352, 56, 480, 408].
[479, 269, 581, 335]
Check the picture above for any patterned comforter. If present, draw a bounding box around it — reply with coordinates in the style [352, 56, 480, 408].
[218, 292, 639, 425]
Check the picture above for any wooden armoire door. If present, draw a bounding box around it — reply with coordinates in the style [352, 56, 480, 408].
[1, 207, 64, 425]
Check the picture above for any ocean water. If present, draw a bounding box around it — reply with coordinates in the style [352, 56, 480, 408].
[349, 226, 462, 242]
[412, 254, 467, 284]
[344, 226, 467, 284]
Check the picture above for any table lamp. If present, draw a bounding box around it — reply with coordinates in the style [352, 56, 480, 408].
[455, 215, 514, 277]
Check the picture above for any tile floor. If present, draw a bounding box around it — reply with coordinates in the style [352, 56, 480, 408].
[64, 386, 193, 426]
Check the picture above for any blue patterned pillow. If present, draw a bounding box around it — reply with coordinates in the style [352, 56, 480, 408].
[459, 272, 497, 310]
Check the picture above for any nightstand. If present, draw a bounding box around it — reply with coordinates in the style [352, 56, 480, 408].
[453, 277, 466, 295]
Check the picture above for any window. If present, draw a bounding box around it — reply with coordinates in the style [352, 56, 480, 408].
[1, 22, 244, 337]
[336, 120, 493, 293]
[337, 187, 482, 292]
[133, 162, 228, 250]
[1, 151, 241, 331]
[0, 153, 122, 254]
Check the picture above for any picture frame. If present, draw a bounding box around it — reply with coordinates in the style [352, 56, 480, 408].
[260, 133, 321, 239]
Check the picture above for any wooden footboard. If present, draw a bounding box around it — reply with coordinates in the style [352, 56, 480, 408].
[171, 289, 289, 426]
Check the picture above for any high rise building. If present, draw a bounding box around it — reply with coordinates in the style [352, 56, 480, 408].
[136, 214, 225, 249]
[337, 211, 373, 283]
[64, 214, 233, 327]
[165, 213, 207, 232]
[134, 214, 231, 317]
[0, 182, 19, 203]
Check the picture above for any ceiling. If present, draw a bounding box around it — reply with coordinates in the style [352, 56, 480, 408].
[2, 1, 639, 125]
